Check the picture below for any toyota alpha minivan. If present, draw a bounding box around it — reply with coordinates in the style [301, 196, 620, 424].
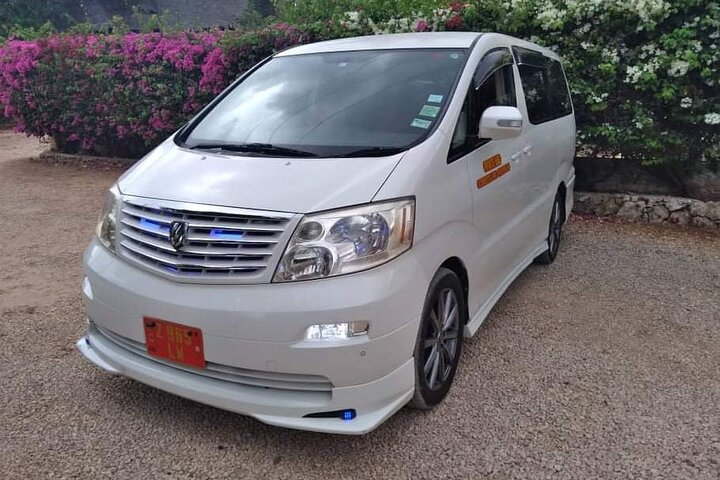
[78, 32, 576, 434]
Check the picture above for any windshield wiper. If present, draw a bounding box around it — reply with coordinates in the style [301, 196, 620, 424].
[189, 142, 318, 157]
[335, 147, 406, 158]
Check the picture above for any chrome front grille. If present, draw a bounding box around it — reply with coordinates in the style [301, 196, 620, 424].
[118, 196, 298, 284]
[92, 323, 333, 395]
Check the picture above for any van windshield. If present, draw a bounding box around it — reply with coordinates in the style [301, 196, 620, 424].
[181, 49, 467, 158]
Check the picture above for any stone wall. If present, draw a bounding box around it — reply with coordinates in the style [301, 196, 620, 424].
[573, 192, 720, 229]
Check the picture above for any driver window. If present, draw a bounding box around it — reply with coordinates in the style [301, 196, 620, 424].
[449, 49, 517, 162]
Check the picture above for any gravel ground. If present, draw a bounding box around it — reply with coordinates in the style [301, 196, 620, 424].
[1, 132, 719, 479]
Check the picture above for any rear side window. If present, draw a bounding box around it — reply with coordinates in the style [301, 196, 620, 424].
[514, 47, 572, 125]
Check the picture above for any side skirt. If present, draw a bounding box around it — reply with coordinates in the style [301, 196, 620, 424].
[463, 241, 547, 338]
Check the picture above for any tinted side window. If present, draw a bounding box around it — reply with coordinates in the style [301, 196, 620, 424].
[517, 65, 547, 124]
[449, 49, 517, 162]
[515, 47, 572, 124]
[547, 60, 572, 118]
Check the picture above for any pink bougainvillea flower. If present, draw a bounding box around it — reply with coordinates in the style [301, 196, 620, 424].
[0, 26, 314, 157]
[446, 14, 465, 31]
[449, 2, 466, 13]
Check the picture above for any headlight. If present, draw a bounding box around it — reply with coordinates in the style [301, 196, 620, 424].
[274, 198, 415, 282]
[96, 185, 120, 252]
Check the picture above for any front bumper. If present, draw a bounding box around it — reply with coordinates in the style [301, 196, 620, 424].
[77, 326, 415, 434]
[79, 240, 428, 434]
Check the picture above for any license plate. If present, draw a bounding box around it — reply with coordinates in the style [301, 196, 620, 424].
[143, 317, 206, 369]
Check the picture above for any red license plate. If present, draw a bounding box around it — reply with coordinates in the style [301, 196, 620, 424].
[143, 317, 206, 369]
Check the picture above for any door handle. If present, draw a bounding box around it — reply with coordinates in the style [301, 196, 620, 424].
[522, 145, 532, 155]
[510, 152, 521, 162]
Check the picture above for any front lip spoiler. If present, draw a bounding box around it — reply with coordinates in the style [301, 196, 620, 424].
[75, 329, 416, 435]
[76, 336, 120, 374]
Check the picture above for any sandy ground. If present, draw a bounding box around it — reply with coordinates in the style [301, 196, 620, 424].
[0, 131, 718, 479]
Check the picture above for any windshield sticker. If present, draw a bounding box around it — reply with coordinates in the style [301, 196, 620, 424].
[419, 105, 441, 118]
[411, 118, 432, 129]
[427, 94, 444, 104]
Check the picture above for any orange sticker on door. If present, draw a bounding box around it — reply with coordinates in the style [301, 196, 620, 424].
[482, 154, 502, 172]
[476, 162, 511, 189]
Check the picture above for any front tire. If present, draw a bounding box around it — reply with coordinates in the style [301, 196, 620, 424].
[535, 191, 565, 265]
[409, 268, 465, 410]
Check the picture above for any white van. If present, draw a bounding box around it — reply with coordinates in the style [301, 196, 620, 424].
[78, 32, 575, 434]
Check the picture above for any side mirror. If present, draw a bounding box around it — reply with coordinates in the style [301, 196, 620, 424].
[479, 106, 523, 140]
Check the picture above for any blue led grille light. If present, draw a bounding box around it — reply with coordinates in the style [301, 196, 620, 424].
[342, 409, 356, 421]
[210, 229, 245, 240]
[140, 218, 170, 232]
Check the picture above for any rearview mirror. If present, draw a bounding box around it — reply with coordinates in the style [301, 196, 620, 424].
[479, 106, 523, 140]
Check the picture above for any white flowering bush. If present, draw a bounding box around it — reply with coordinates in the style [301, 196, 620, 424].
[469, 0, 719, 170]
[276, 0, 720, 171]
[484, 0, 720, 171]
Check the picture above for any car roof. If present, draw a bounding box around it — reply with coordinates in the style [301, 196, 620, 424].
[276, 32, 483, 57]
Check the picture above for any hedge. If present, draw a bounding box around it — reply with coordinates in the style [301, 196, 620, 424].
[0, 0, 718, 173]
[0, 25, 313, 157]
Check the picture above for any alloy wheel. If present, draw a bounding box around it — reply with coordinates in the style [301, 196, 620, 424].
[422, 288, 461, 391]
[548, 199, 562, 256]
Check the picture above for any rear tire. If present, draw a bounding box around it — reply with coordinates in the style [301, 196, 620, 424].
[409, 268, 465, 410]
[535, 191, 564, 265]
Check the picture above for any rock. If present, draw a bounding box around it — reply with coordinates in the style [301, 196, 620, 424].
[690, 216, 716, 229]
[597, 195, 621, 216]
[689, 200, 711, 218]
[572, 194, 594, 215]
[648, 205, 670, 223]
[573, 192, 621, 216]
[704, 202, 720, 222]
[669, 210, 691, 226]
[664, 197, 690, 212]
[617, 201, 644, 221]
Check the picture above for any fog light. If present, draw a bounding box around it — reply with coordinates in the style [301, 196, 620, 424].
[304, 322, 369, 341]
[303, 409, 357, 420]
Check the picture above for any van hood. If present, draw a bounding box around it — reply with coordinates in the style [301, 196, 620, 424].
[118, 141, 404, 213]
